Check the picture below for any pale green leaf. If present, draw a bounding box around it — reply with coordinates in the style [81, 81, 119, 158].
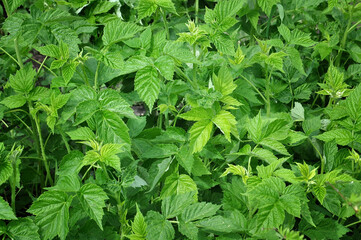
[100, 143, 122, 171]
[160, 174, 198, 199]
[0, 159, 12, 185]
[9, 66, 35, 94]
[279, 194, 301, 217]
[213, 33, 235, 55]
[162, 192, 195, 219]
[135, 66, 161, 110]
[180, 107, 213, 121]
[278, 24, 291, 42]
[66, 127, 95, 141]
[130, 205, 147, 239]
[286, 47, 305, 75]
[35, 44, 61, 59]
[252, 147, 278, 164]
[258, 0, 280, 16]
[291, 102, 305, 121]
[164, 41, 199, 63]
[259, 139, 289, 155]
[212, 110, 237, 141]
[103, 51, 124, 70]
[77, 183, 108, 230]
[189, 120, 213, 153]
[316, 129, 353, 146]
[154, 55, 174, 81]
[290, 29, 315, 47]
[213, 66, 237, 96]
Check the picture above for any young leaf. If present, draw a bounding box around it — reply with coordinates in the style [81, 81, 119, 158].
[134, 66, 161, 110]
[128, 205, 147, 240]
[67, 127, 95, 141]
[212, 110, 238, 142]
[77, 183, 108, 230]
[1, 95, 27, 109]
[27, 191, 72, 240]
[213, 66, 237, 96]
[180, 107, 213, 121]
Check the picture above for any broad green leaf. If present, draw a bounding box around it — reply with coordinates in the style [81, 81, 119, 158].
[148, 157, 173, 192]
[286, 47, 305, 75]
[345, 84, 361, 121]
[93, 1, 117, 15]
[259, 139, 289, 155]
[162, 192, 195, 219]
[27, 191, 72, 240]
[248, 177, 285, 207]
[62, 62, 78, 84]
[160, 174, 198, 199]
[74, 100, 99, 125]
[1, 94, 26, 109]
[7, 218, 40, 240]
[48, 174, 80, 192]
[6, 0, 26, 14]
[213, 33, 235, 55]
[213, 66, 237, 96]
[94, 110, 131, 148]
[164, 41, 199, 63]
[189, 120, 213, 153]
[252, 148, 278, 164]
[0, 159, 12, 185]
[135, 66, 161, 110]
[100, 143, 122, 171]
[313, 184, 326, 204]
[316, 129, 353, 146]
[67, 127, 95, 141]
[181, 202, 220, 222]
[103, 51, 124, 70]
[279, 194, 301, 217]
[154, 55, 174, 81]
[256, 202, 285, 230]
[258, 0, 280, 16]
[180, 107, 213, 121]
[278, 24, 291, 42]
[98, 89, 135, 119]
[58, 151, 83, 176]
[103, 19, 143, 45]
[145, 211, 174, 240]
[141, 144, 178, 159]
[266, 51, 287, 72]
[197, 215, 238, 233]
[178, 221, 198, 240]
[212, 110, 237, 141]
[291, 102, 305, 121]
[0, 196, 17, 220]
[36, 44, 61, 59]
[290, 29, 315, 47]
[137, 0, 176, 20]
[77, 183, 108, 230]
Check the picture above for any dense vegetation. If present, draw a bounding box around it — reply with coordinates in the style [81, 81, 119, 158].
[1, 0, 361, 239]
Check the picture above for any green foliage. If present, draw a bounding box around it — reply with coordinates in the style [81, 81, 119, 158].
[0, 0, 361, 239]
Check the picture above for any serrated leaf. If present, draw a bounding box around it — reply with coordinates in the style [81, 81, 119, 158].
[145, 211, 174, 240]
[180, 107, 213, 121]
[93, 1, 117, 15]
[213, 33, 235, 55]
[67, 127, 95, 141]
[213, 66, 237, 96]
[181, 202, 220, 222]
[259, 139, 289, 155]
[7, 218, 40, 240]
[130, 205, 147, 239]
[77, 183, 108, 230]
[189, 120, 213, 153]
[36, 44, 61, 59]
[316, 129, 353, 146]
[164, 41, 199, 63]
[100, 143, 122, 171]
[252, 148, 278, 164]
[98, 89, 135, 119]
[279, 194, 301, 217]
[256, 202, 285, 230]
[0, 159, 12, 186]
[148, 157, 173, 192]
[258, 0, 280, 16]
[103, 51, 124, 70]
[278, 24, 291, 42]
[286, 47, 305, 75]
[160, 174, 198, 199]
[9, 65, 35, 94]
[212, 110, 237, 141]
[290, 29, 315, 47]
[162, 192, 195, 219]
[154, 55, 174, 81]
[196, 215, 237, 233]
[94, 110, 130, 148]
[0, 196, 17, 220]
[27, 191, 72, 240]
[103, 19, 143, 46]
[135, 66, 161, 110]
[345, 84, 361, 121]
[291, 102, 305, 121]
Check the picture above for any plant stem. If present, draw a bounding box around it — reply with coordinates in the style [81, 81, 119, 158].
[59, 128, 71, 154]
[195, 0, 199, 24]
[94, 61, 100, 91]
[345, 219, 361, 228]
[14, 37, 23, 69]
[308, 138, 325, 174]
[33, 110, 53, 186]
[175, 66, 197, 89]
[265, 66, 273, 117]
[3, 0, 10, 16]
[30, 57, 58, 76]
[160, 9, 170, 39]
[239, 74, 267, 103]
[0, 46, 20, 66]
[335, 4, 354, 67]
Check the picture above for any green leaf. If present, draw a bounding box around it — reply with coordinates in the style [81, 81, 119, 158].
[345, 84, 361, 121]
[0, 196, 17, 220]
[313, 184, 326, 204]
[316, 129, 353, 146]
[77, 183, 108, 230]
[291, 102, 305, 121]
[213, 33, 235, 55]
[135, 66, 161, 110]
[258, 0, 280, 16]
[212, 110, 237, 141]
[286, 47, 305, 75]
[7, 218, 40, 240]
[148, 157, 173, 192]
[49, 174, 80, 193]
[129, 205, 147, 239]
[248, 177, 285, 207]
[66, 127, 95, 141]
[145, 211, 174, 240]
[93, 1, 117, 15]
[0, 158, 12, 185]
[6, 0, 25, 14]
[103, 51, 124, 70]
[74, 100, 99, 125]
[164, 41, 199, 63]
[8, 65, 35, 94]
[62, 62, 78, 84]
[103, 19, 144, 45]
[98, 89, 135, 119]
[180, 107, 213, 121]
[58, 151, 83, 176]
[160, 174, 198, 199]
[259, 139, 289, 155]
[36, 44, 61, 59]
[27, 191, 72, 240]
[94, 110, 130, 148]
[100, 143, 122, 171]
[189, 120, 213, 153]
[162, 192, 195, 219]
[181, 202, 220, 222]
[154, 55, 174, 81]
[137, 0, 159, 19]
[252, 147, 278, 164]
[256, 202, 285, 230]
[266, 51, 287, 72]
[290, 29, 315, 47]
[197, 215, 238, 233]
[278, 24, 291, 42]
[279, 194, 301, 217]
[213, 66, 237, 96]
